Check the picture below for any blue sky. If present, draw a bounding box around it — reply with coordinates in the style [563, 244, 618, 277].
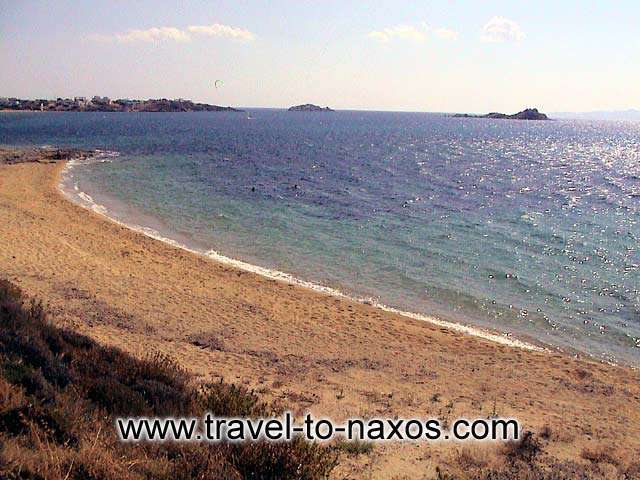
[1, 0, 638, 112]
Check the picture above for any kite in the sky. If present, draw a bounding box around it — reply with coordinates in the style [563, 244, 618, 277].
[214, 80, 224, 89]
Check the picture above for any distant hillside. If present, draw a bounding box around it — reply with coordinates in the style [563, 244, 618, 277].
[0, 96, 242, 112]
[453, 108, 549, 120]
[551, 109, 640, 121]
[288, 104, 334, 112]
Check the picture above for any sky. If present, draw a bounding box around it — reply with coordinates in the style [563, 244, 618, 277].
[1, 0, 639, 112]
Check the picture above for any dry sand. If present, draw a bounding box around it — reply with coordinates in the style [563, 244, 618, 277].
[0, 159, 639, 478]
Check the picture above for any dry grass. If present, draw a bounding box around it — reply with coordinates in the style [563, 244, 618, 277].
[330, 439, 374, 457]
[433, 431, 640, 480]
[186, 332, 225, 352]
[0, 278, 338, 479]
[580, 445, 620, 466]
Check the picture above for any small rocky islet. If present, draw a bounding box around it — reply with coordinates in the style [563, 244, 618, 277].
[288, 104, 334, 112]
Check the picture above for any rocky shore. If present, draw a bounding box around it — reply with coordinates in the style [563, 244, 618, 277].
[0, 146, 93, 165]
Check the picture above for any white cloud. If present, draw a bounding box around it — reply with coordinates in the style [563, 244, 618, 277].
[432, 27, 458, 41]
[367, 25, 427, 43]
[481, 16, 524, 43]
[367, 30, 391, 42]
[114, 27, 191, 43]
[369, 23, 458, 43]
[89, 23, 254, 44]
[187, 23, 254, 41]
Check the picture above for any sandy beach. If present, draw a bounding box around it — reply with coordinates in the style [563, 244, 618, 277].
[1, 158, 639, 478]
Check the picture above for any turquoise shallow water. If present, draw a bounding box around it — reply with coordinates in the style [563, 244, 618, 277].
[1, 111, 639, 364]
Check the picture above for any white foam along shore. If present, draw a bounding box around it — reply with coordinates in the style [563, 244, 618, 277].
[58, 155, 545, 353]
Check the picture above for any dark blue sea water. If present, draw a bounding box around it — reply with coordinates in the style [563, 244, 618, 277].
[2, 111, 639, 364]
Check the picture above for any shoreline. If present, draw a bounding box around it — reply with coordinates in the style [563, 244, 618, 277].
[2, 154, 639, 477]
[59, 157, 545, 354]
[59, 153, 637, 366]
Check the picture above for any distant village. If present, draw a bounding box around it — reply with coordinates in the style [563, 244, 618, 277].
[0, 96, 240, 112]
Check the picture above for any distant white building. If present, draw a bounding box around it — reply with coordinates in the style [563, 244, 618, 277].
[91, 96, 110, 105]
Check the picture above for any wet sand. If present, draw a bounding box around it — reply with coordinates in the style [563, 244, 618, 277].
[1, 159, 639, 478]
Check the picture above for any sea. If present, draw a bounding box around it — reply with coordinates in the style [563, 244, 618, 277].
[1, 110, 639, 365]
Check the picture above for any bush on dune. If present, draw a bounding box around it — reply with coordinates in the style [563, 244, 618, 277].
[0, 279, 338, 479]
